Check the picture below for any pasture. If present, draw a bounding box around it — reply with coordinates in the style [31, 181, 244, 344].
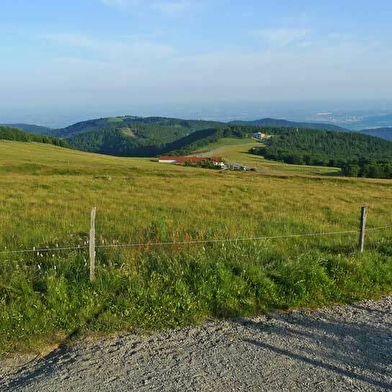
[1, 140, 392, 353]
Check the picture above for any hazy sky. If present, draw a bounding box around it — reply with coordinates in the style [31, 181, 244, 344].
[1, 0, 392, 125]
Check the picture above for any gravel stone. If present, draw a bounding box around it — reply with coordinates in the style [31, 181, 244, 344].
[1, 296, 392, 391]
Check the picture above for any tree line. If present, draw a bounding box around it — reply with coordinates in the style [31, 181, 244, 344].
[0, 126, 69, 148]
[250, 128, 392, 178]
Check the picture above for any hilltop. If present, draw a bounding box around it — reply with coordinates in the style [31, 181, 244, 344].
[10, 115, 350, 157]
[46, 115, 367, 159]
[229, 117, 348, 132]
[1, 123, 53, 135]
[0, 125, 68, 148]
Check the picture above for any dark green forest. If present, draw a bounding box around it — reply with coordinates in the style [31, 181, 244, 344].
[1, 123, 53, 135]
[250, 128, 392, 178]
[0, 126, 69, 147]
[56, 116, 225, 156]
[68, 125, 254, 157]
[230, 118, 347, 132]
[53, 116, 221, 138]
[54, 115, 351, 157]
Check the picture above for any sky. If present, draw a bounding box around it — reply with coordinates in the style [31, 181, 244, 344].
[1, 0, 392, 126]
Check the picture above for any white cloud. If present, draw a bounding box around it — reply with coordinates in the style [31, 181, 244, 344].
[254, 28, 311, 47]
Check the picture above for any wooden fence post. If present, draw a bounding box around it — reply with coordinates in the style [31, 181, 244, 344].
[90, 207, 97, 282]
[358, 206, 368, 253]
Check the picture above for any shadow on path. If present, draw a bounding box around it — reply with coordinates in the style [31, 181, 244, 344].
[238, 304, 392, 391]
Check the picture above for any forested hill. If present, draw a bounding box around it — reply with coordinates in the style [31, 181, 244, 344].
[53, 116, 224, 155]
[57, 115, 347, 137]
[1, 123, 53, 135]
[52, 115, 350, 157]
[360, 127, 392, 141]
[68, 125, 255, 157]
[53, 116, 222, 138]
[230, 118, 348, 132]
[0, 126, 69, 147]
[250, 128, 392, 178]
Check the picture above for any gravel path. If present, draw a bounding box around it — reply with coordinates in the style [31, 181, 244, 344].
[1, 296, 392, 391]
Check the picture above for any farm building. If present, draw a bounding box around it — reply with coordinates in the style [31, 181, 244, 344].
[159, 156, 225, 168]
[158, 156, 178, 164]
[253, 132, 265, 139]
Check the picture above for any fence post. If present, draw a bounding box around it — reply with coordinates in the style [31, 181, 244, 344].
[89, 207, 97, 282]
[358, 206, 368, 253]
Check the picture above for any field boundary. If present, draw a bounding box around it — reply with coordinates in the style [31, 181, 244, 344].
[1, 223, 390, 256]
[2, 206, 391, 281]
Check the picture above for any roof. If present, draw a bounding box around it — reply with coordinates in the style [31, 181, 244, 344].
[159, 156, 177, 161]
[159, 156, 223, 164]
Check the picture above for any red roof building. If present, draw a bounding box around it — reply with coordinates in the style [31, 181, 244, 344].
[159, 156, 223, 165]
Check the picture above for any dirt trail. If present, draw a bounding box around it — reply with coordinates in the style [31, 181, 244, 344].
[1, 296, 392, 391]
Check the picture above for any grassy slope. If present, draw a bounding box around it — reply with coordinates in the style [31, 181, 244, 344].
[1, 141, 392, 353]
[198, 138, 342, 175]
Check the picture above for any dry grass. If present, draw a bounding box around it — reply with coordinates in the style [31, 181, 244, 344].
[1, 140, 392, 354]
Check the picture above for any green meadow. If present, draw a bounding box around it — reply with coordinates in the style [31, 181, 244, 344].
[1, 140, 392, 354]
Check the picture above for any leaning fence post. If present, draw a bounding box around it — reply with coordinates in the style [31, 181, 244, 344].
[358, 206, 368, 253]
[90, 207, 97, 282]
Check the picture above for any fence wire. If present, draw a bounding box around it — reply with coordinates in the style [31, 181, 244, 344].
[0, 225, 391, 256]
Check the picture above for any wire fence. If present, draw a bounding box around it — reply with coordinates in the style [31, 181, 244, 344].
[1, 225, 391, 256]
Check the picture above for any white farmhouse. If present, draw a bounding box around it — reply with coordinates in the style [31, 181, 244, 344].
[253, 132, 265, 140]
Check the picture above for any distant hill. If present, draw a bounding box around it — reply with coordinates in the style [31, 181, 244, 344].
[360, 127, 392, 141]
[0, 126, 69, 147]
[1, 123, 53, 135]
[67, 124, 256, 157]
[7, 114, 371, 158]
[53, 116, 222, 138]
[229, 118, 348, 132]
[55, 116, 223, 156]
[52, 115, 353, 157]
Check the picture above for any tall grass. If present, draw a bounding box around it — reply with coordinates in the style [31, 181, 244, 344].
[1, 141, 392, 354]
